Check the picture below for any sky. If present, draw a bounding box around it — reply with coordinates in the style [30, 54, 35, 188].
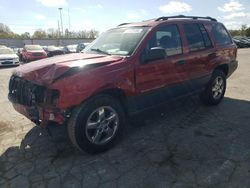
[0, 0, 250, 34]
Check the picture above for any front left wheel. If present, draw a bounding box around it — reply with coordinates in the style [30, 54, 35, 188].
[67, 95, 125, 154]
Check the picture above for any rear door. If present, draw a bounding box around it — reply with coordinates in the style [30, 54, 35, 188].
[175, 23, 215, 91]
[209, 22, 237, 66]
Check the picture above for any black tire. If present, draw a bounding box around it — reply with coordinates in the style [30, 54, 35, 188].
[67, 94, 125, 154]
[200, 70, 226, 105]
[19, 55, 23, 62]
[23, 57, 28, 64]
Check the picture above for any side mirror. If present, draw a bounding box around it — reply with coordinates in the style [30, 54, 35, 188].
[141, 47, 166, 64]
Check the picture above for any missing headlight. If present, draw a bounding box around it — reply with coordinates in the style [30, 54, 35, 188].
[43, 89, 60, 106]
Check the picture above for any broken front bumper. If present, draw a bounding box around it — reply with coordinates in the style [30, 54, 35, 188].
[8, 75, 67, 126]
[11, 103, 66, 126]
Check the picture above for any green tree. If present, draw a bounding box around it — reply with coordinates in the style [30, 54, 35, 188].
[64, 28, 70, 38]
[32, 29, 47, 39]
[0, 23, 12, 33]
[229, 30, 241, 37]
[0, 22, 99, 39]
[47, 28, 58, 38]
[0, 23, 19, 38]
[241, 24, 247, 36]
[20, 32, 31, 39]
[88, 29, 99, 38]
[246, 27, 250, 37]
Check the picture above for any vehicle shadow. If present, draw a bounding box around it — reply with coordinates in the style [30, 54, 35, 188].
[1, 96, 250, 187]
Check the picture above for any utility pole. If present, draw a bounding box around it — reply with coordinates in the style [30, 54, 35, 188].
[58, 8, 63, 37]
[57, 20, 61, 46]
[58, 20, 60, 38]
[68, 8, 71, 31]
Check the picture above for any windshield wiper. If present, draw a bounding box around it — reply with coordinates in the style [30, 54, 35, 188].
[90, 48, 110, 55]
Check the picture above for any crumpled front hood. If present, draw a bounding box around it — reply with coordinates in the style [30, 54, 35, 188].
[13, 53, 123, 86]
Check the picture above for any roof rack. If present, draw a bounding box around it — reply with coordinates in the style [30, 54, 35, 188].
[155, 15, 217, 22]
[118, 23, 131, 26]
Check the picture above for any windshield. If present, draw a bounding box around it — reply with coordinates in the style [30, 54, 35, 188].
[0, 48, 15, 55]
[84, 27, 149, 56]
[25, 45, 43, 51]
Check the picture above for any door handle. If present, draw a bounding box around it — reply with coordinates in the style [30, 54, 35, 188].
[208, 52, 217, 58]
[176, 60, 187, 65]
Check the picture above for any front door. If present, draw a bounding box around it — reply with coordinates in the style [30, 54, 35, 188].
[134, 24, 186, 110]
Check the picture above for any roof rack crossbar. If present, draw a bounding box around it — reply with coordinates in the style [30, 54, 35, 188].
[155, 15, 217, 22]
[118, 23, 131, 26]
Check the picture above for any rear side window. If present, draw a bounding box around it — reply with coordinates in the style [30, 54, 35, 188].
[199, 24, 212, 48]
[211, 23, 232, 45]
[183, 23, 206, 52]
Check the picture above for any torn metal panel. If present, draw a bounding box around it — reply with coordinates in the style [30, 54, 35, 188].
[13, 53, 123, 85]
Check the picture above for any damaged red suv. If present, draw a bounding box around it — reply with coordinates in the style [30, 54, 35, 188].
[9, 15, 238, 153]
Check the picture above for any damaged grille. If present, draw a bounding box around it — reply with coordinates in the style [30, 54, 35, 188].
[8, 75, 45, 106]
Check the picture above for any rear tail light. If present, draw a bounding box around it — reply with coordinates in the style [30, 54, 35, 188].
[234, 48, 237, 59]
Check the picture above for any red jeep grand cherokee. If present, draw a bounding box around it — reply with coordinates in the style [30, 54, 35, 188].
[9, 16, 238, 153]
[21, 45, 47, 63]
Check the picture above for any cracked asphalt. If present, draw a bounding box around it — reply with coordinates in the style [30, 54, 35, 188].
[0, 49, 250, 188]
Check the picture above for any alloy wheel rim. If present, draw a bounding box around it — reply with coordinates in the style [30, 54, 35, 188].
[85, 106, 119, 145]
[212, 76, 224, 100]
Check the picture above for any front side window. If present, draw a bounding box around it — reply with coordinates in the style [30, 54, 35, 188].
[183, 23, 206, 52]
[211, 23, 232, 45]
[84, 27, 149, 56]
[146, 24, 182, 56]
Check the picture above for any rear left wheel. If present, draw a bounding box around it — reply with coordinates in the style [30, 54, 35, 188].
[200, 70, 226, 105]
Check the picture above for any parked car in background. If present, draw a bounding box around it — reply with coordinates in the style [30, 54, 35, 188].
[58, 46, 64, 50]
[233, 38, 248, 48]
[12, 48, 19, 54]
[233, 37, 250, 48]
[21, 45, 47, 63]
[12, 47, 23, 61]
[63, 44, 77, 54]
[9, 46, 17, 50]
[239, 38, 250, 47]
[42, 46, 48, 51]
[76, 43, 91, 52]
[76, 43, 86, 52]
[0, 47, 19, 66]
[9, 15, 237, 153]
[16, 48, 23, 61]
[45, 46, 64, 57]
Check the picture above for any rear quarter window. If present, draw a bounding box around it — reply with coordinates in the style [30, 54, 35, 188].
[211, 23, 232, 46]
